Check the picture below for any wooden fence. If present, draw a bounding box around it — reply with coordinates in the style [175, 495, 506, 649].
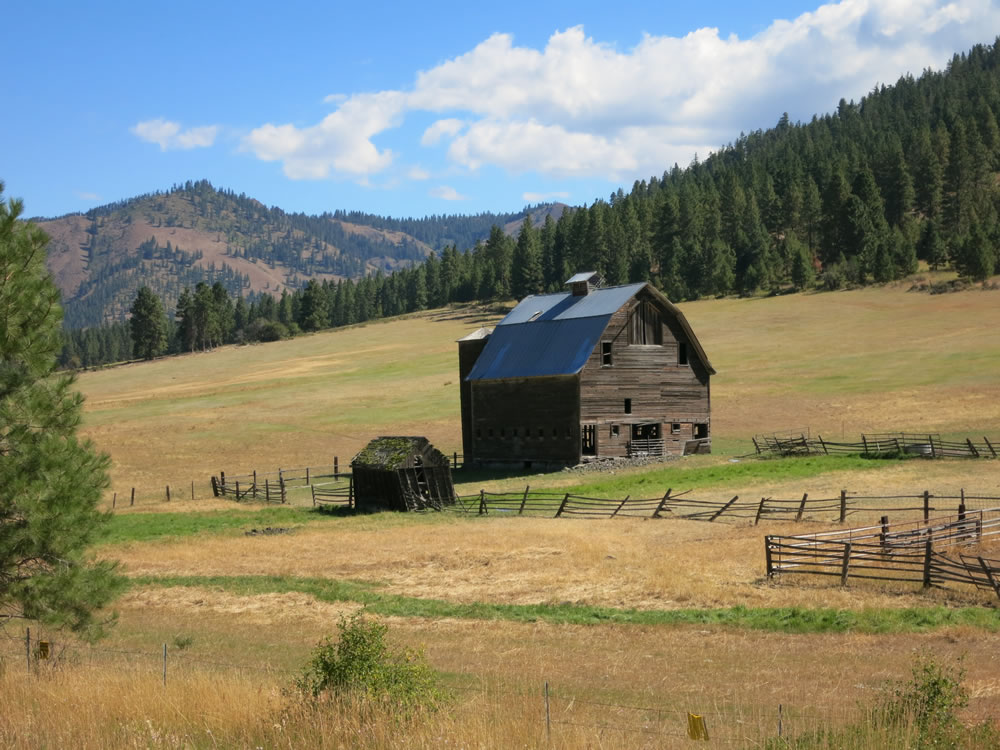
[443, 487, 1000, 524]
[753, 431, 998, 459]
[765, 507, 1000, 599]
[311, 476, 354, 509]
[211, 475, 287, 503]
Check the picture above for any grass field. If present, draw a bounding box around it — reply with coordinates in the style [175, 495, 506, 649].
[4, 284, 1000, 748]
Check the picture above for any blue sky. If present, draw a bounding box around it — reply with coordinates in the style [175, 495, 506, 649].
[4, 1, 999, 220]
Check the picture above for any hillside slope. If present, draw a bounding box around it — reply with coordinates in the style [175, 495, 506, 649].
[39, 181, 539, 327]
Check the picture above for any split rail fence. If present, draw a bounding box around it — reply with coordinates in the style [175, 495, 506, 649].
[753, 431, 998, 459]
[445, 487, 1000, 524]
[765, 506, 1000, 599]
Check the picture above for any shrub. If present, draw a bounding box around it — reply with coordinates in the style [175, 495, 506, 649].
[296, 614, 443, 711]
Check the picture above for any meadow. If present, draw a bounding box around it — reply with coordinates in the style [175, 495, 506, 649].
[3, 282, 1000, 748]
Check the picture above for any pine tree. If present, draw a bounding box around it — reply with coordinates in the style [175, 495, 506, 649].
[0, 185, 125, 635]
[511, 216, 543, 299]
[128, 286, 168, 359]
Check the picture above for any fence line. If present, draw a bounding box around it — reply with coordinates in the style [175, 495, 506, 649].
[765, 507, 1000, 598]
[445, 486, 1000, 525]
[753, 431, 998, 459]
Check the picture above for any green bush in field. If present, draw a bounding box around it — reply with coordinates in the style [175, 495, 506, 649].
[296, 614, 443, 711]
[766, 655, 999, 750]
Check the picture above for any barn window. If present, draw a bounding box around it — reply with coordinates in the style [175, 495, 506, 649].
[552, 428, 558, 438]
[610, 425, 620, 438]
[671, 423, 681, 434]
[629, 300, 663, 345]
[695, 424, 708, 439]
[601, 342, 613, 366]
[500, 428, 506, 438]
[678, 342, 689, 365]
[624, 398, 632, 414]
[488, 428, 494, 438]
[537, 428, 544, 438]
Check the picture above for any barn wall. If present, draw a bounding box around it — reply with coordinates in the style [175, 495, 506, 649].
[579, 293, 711, 457]
[458, 338, 490, 459]
[469, 375, 580, 465]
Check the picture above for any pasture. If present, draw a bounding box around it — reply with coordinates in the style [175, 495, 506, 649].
[3, 284, 1000, 748]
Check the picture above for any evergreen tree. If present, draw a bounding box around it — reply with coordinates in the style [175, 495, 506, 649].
[0, 185, 124, 635]
[128, 286, 167, 359]
[510, 216, 543, 299]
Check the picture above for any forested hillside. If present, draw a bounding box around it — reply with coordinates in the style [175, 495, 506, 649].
[39, 181, 535, 328]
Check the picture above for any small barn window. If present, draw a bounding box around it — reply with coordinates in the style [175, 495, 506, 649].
[629, 301, 663, 345]
[678, 342, 688, 365]
[537, 428, 544, 438]
[601, 342, 613, 366]
[695, 424, 708, 439]
[552, 428, 558, 438]
[671, 423, 681, 434]
[610, 425, 620, 438]
[624, 398, 632, 414]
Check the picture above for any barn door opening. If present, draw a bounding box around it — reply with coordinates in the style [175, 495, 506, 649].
[581, 424, 597, 456]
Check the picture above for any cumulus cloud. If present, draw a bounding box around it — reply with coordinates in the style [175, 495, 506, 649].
[132, 119, 218, 150]
[237, 0, 1000, 182]
[430, 185, 467, 200]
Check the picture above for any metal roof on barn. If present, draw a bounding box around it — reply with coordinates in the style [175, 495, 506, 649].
[465, 281, 715, 381]
[466, 283, 645, 381]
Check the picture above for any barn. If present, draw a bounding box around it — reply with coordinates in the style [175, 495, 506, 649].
[458, 272, 714, 468]
[350, 437, 456, 512]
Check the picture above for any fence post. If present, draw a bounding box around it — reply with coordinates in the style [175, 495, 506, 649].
[112, 492, 117, 509]
[709, 495, 739, 522]
[211, 476, 219, 497]
[555, 493, 570, 518]
[220, 471, 225, 488]
[967, 438, 980, 458]
[862, 434, 868, 455]
[519, 485, 530, 515]
[840, 543, 852, 585]
[839, 490, 847, 523]
[778, 704, 783, 738]
[653, 489, 673, 518]
[928, 435, 936, 458]
[334, 457, 339, 475]
[959, 488, 966, 520]
[923, 540, 933, 588]
[765, 538, 774, 578]
[984, 436, 997, 458]
[25, 627, 30, 672]
[478, 490, 486, 516]
[453, 452, 457, 468]
[166, 485, 170, 502]
[754, 498, 767, 526]
[236, 481, 241, 501]
[265, 479, 270, 502]
[818, 435, 828, 454]
[163, 643, 167, 687]
[306, 466, 310, 485]
[796, 493, 808, 522]
[349, 475, 354, 509]
[280, 477, 287, 504]
[752, 436, 760, 455]
[191, 481, 195, 501]
[130, 487, 135, 507]
[880, 515, 889, 550]
[923, 490, 930, 522]
[544, 681, 551, 742]
[611, 495, 630, 518]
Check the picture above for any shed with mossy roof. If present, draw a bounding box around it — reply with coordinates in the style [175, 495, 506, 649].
[350, 436, 455, 512]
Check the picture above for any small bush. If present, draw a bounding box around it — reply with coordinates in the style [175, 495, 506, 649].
[296, 614, 443, 711]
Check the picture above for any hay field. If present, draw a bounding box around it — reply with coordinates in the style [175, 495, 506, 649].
[6, 285, 998, 748]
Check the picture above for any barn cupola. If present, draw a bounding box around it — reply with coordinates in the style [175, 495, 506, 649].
[565, 271, 601, 297]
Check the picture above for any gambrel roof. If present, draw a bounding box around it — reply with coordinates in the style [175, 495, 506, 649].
[465, 282, 714, 381]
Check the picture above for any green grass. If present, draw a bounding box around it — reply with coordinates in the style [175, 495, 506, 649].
[133, 574, 1000, 634]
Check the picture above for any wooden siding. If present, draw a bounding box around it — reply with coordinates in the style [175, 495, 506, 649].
[458, 338, 490, 459]
[469, 375, 580, 464]
[579, 292, 710, 457]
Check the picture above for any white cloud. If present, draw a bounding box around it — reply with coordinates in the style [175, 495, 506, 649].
[523, 191, 570, 202]
[242, 91, 405, 179]
[421, 118, 465, 146]
[430, 185, 467, 200]
[236, 0, 1000, 182]
[132, 119, 218, 150]
[407, 166, 431, 180]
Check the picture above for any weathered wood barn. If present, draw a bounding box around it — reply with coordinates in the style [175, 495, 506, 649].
[351, 437, 456, 512]
[458, 272, 714, 468]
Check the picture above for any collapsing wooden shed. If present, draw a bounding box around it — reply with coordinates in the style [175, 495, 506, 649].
[350, 437, 456, 512]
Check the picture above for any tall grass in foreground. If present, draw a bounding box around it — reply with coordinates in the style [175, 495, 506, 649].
[1, 657, 996, 749]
